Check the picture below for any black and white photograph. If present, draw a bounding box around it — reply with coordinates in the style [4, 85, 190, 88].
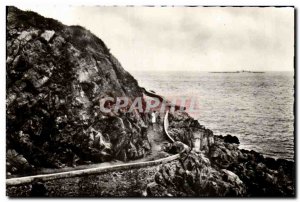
[5, 4, 295, 198]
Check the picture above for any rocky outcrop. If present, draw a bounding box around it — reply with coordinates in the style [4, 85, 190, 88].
[167, 111, 214, 153]
[145, 150, 246, 197]
[210, 135, 294, 196]
[6, 6, 150, 176]
[147, 134, 295, 197]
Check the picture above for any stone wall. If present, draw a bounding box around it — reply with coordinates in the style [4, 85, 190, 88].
[7, 154, 180, 197]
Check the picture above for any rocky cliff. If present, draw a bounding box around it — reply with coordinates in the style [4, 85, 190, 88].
[6, 6, 151, 176]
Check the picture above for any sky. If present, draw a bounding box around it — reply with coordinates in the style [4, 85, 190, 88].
[17, 6, 294, 72]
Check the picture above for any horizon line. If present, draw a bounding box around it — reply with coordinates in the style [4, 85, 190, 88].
[130, 70, 294, 72]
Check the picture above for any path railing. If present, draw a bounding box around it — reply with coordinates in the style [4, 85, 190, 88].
[6, 153, 180, 187]
[163, 110, 175, 143]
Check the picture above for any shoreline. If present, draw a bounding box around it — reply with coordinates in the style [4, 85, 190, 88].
[217, 134, 294, 162]
[195, 118, 294, 162]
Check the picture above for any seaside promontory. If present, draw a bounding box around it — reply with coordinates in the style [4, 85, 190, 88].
[6, 7, 295, 197]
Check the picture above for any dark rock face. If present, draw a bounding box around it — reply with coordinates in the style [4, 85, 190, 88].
[167, 111, 215, 155]
[224, 134, 240, 144]
[168, 111, 211, 146]
[228, 151, 294, 196]
[6, 6, 150, 176]
[210, 136, 295, 196]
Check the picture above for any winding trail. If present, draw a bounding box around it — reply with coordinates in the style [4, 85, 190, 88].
[143, 123, 170, 161]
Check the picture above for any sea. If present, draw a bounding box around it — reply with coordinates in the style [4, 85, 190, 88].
[131, 71, 294, 161]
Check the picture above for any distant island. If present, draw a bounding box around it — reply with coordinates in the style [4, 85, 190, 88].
[210, 70, 265, 73]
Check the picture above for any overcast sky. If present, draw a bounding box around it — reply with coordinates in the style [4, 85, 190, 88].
[17, 6, 294, 72]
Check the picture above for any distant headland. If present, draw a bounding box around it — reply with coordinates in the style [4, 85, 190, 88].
[210, 70, 265, 73]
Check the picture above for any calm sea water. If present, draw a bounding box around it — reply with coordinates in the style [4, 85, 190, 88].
[132, 71, 294, 161]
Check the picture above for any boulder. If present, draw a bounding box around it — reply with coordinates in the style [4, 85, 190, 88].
[41, 30, 55, 42]
[224, 134, 240, 144]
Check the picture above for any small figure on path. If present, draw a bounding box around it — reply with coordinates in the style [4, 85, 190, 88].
[151, 111, 157, 131]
